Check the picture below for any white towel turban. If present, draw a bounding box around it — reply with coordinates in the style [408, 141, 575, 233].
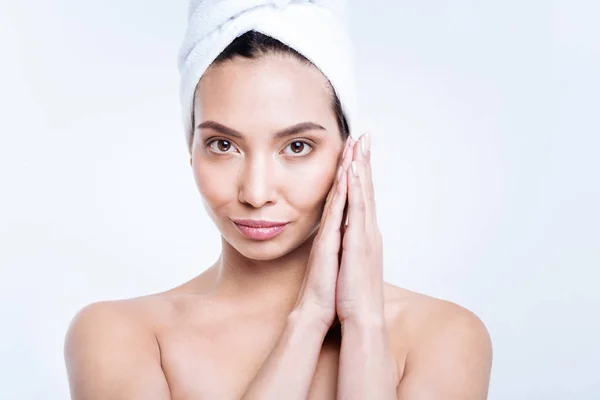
[177, 0, 361, 147]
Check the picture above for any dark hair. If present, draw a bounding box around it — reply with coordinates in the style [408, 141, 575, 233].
[193, 30, 349, 145]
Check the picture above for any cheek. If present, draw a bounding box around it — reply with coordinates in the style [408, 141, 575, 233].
[284, 162, 336, 212]
[192, 162, 235, 210]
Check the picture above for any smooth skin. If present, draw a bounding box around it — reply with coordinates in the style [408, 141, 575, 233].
[64, 54, 493, 399]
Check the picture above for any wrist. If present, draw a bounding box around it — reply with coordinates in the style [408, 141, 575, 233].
[340, 312, 386, 332]
[289, 303, 333, 336]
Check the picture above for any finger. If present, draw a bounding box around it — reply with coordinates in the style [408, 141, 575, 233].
[319, 166, 341, 227]
[346, 159, 366, 234]
[321, 163, 348, 240]
[341, 136, 352, 160]
[319, 138, 352, 226]
[340, 137, 356, 232]
[360, 133, 377, 225]
[342, 137, 355, 171]
[352, 133, 376, 227]
[321, 139, 350, 222]
[340, 193, 349, 238]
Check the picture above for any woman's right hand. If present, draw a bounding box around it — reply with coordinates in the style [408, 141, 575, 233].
[293, 137, 355, 331]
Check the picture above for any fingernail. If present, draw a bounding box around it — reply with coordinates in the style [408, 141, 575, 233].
[361, 133, 370, 156]
[361, 136, 365, 155]
[337, 165, 343, 181]
[351, 161, 358, 176]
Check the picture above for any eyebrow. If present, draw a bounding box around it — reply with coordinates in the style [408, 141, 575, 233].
[196, 120, 327, 139]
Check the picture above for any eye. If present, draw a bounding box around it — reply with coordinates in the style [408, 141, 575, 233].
[282, 140, 313, 157]
[207, 139, 238, 154]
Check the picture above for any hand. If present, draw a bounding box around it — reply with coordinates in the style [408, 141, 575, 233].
[336, 133, 385, 326]
[293, 137, 356, 331]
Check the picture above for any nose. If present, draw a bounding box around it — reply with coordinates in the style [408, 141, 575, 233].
[238, 154, 278, 208]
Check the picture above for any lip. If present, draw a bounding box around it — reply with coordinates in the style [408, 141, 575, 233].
[231, 219, 288, 241]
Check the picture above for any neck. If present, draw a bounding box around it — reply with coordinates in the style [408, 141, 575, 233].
[209, 232, 317, 315]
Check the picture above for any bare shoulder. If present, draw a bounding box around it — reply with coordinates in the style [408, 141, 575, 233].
[383, 283, 493, 399]
[64, 297, 172, 399]
[383, 283, 492, 346]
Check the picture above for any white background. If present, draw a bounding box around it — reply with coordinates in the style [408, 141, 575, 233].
[1, 0, 598, 398]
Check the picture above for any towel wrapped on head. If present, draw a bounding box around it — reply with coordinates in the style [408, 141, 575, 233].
[178, 0, 361, 147]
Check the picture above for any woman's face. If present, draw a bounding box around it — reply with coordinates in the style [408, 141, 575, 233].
[191, 54, 344, 261]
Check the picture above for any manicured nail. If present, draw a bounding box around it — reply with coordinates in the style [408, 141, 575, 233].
[337, 166, 343, 181]
[361, 133, 371, 156]
[361, 135, 366, 155]
[351, 161, 358, 176]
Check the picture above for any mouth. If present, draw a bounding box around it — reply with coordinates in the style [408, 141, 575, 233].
[231, 219, 289, 241]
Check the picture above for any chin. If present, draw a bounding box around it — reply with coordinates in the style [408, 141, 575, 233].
[222, 223, 317, 261]
[220, 237, 286, 261]
[239, 245, 287, 261]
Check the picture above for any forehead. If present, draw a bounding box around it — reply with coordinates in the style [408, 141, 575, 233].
[194, 55, 335, 133]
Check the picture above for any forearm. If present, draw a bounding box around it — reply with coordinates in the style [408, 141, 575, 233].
[240, 307, 329, 400]
[337, 318, 397, 400]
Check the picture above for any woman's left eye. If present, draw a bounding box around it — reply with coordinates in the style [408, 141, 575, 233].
[282, 141, 313, 156]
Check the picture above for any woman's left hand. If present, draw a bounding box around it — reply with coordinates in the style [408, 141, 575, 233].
[336, 133, 386, 326]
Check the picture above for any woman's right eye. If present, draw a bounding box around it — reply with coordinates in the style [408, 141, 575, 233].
[207, 139, 237, 154]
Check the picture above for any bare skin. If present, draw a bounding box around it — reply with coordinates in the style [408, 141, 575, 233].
[64, 277, 490, 399]
[65, 54, 492, 399]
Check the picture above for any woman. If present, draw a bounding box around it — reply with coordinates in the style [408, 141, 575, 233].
[65, 2, 492, 399]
